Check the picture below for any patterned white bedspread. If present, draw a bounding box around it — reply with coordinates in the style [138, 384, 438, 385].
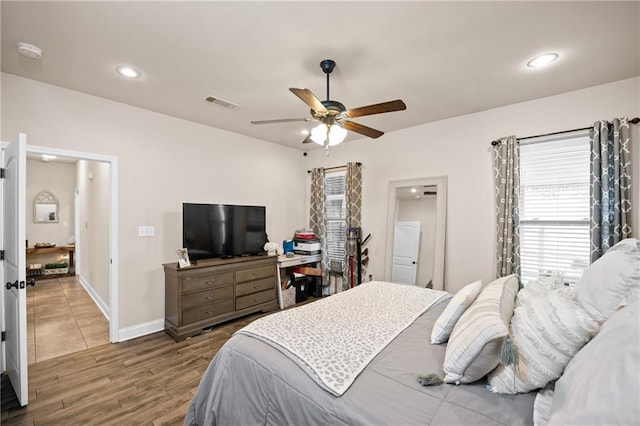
[236, 280, 449, 396]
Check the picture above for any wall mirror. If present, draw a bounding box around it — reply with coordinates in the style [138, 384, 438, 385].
[384, 176, 447, 291]
[33, 190, 59, 223]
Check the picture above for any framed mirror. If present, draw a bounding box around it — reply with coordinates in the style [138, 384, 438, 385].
[33, 190, 59, 223]
[384, 176, 447, 291]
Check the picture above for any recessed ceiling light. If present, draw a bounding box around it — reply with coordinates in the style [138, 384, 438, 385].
[41, 154, 56, 162]
[115, 66, 141, 78]
[527, 53, 559, 68]
[301, 129, 310, 135]
[411, 187, 417, 193]
[17, 42, 43, 59]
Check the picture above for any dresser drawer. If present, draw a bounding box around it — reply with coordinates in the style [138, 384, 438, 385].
[235, 277, 274, 297]
[183, 299, 234, 325]
[182, 271, 234, 293]
[236, 265, 274, 283]
[236, 289, 275, 311]
[182, 285, 233, 310]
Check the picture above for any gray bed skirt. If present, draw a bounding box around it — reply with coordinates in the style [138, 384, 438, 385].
[185, 298, 536, 425]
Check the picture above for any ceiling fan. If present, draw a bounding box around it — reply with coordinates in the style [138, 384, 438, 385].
[251, 59, 406, 150]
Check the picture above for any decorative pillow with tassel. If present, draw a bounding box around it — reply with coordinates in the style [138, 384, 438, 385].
[442, 275, 518, 384]
[488, 287, 598, 394]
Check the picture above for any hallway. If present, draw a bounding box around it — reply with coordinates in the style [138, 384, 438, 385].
[27, 276, 109, 364]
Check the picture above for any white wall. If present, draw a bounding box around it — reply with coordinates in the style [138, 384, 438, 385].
[77, 159, 111, 306]
[2, 73, 308, 332]
[26, 158, 75, 249]
[305, 77, 640, 293]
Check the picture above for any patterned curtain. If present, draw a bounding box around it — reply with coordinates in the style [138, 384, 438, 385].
[309, 168, 330, 287]
[345, 162, 362, 229]
[344, 162, 362, 287]
[492, 135, 520, 278]
[590, 118, 633, 262]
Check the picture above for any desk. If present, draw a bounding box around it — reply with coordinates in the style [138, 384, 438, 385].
[26, 245, 75, 269]
[276, 254, 321, 309]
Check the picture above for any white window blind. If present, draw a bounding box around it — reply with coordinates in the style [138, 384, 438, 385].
[324, 170, 347, 264]
[519, 133, 591, 285]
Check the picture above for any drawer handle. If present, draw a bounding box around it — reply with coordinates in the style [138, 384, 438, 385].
[206, 311, 214, 315]
[205, 295, 214, 300]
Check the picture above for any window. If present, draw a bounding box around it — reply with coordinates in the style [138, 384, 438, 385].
[519, 133, 591, 285]
[324, 170, 347, 266]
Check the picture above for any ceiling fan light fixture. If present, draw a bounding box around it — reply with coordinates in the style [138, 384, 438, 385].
[310, 123, 348, 146]
[310, 123, 328, 145]
[328, 125, 347, 146]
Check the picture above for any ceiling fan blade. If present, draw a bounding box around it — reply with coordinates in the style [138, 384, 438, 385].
[346, 99, 406, 118]
[289, 88, 327, 113]
[251, 118, 310, 125]
[342, 121, 384, 139]
[302, 135, 313, 144]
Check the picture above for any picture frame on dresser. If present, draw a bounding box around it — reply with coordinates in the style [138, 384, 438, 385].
[176, 248, 191, 268]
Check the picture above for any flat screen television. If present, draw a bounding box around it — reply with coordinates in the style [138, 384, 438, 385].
[182, 203, 267, 261]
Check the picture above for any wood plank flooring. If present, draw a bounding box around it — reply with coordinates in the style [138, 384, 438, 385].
[1, 311, 268, 425]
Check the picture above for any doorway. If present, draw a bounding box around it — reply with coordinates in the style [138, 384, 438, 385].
[384, 176, 447, 290]
[25, 153, 113, 363]
[25, 145, 119, 343]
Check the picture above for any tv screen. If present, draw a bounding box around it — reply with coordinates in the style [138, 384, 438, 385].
[182, 203, 267, 260]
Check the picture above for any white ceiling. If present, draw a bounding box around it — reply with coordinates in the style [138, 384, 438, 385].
[2, 1, 638, 151]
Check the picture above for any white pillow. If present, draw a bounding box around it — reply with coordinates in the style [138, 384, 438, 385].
[488, 287, 598, 394]
[430, 280, 482, 344]
[548, 300, 640, 425]
[443, 274, 518, 384]
[516, 275, 563, 308]
[533, 387, 554, 426]
[575, 238, 640, 322]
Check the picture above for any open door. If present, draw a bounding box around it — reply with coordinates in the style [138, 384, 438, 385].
[3, 133, 28, 406]
[391, 221, 421, 285]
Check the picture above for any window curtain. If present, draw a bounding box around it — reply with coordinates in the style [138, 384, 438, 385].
[344, 162, 362, 288]
[309, 168, 329, 287]
[590, 118, 633, 262]
[492, 135, 521, 278]
[309, 163, 362, 290]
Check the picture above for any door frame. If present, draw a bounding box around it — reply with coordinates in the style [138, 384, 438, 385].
[26, 144, 119, 342]
[384, 176, 447, 291]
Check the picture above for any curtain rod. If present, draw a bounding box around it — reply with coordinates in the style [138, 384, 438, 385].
[490, 117, 640, 146]
[307, 162, 361, 174]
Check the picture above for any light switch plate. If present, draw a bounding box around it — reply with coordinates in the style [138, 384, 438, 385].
[138, 226, 155, 237]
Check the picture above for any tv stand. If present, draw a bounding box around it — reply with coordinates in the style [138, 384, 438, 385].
[163, 255, 278, 341]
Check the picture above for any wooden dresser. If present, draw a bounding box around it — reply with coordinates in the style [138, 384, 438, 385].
[163, 255, 278, 341]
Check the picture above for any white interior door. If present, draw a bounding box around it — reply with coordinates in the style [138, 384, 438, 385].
[391, 221, 421, 285]
[3, 133, 28, 406]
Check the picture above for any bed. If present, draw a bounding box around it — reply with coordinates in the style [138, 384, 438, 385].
[185, 238, 639, 426]
[185, 282, 536, 425]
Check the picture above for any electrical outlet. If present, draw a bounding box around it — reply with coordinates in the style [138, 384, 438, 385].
[138, 226, 155, 237]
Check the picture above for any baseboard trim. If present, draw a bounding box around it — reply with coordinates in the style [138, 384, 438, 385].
[78, 274, 110, 320]
[118, 319, 165, 342]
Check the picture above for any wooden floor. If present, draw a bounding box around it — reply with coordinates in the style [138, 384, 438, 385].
[1, 311, 268, 425]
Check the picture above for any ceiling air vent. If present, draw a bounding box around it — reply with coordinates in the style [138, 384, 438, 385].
[205, 96, 241, 109]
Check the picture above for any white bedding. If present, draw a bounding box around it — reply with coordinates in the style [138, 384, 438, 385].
[236, 280, 450, 396]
